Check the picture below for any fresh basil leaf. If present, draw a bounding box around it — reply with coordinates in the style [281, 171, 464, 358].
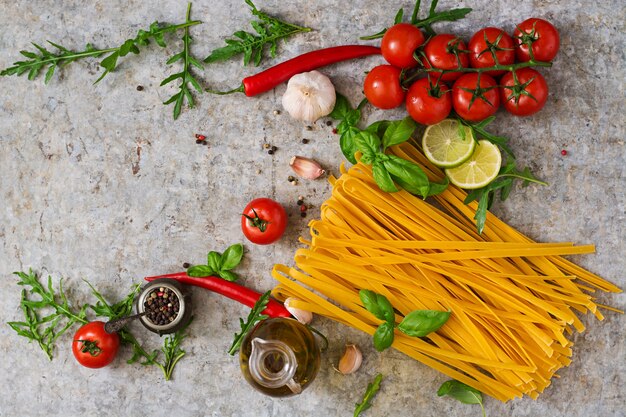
[221, 243, 244, 270]
[207, 251, 221, 271]
[186, 265, 214, 277]
[354, 131, 381, 158]
[383, 155, 430, 197]
[372, 161, 398, 193]
[359, 289, 395, 323]
[340, 127, 359, 164]
[382, 117, 416, 150]
[397, 310, 450, 337]
[425, 177, 449, 196]
[329, 93, 353, 120]
[365, 120, 391, 137]
[437, 380, 483, 405]
[373, 322, 395, 351]
[218, 270, 239, 282]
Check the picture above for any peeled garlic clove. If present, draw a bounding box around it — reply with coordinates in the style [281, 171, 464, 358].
[338, 344, 362, 375]
[284, 297, 313, 324]
[282, 70, 336, 123]
[290, 156, 325, 180]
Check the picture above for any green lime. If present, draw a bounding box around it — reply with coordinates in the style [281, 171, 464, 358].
[445, 140, 502, 189]
[422, 119, 475, 168]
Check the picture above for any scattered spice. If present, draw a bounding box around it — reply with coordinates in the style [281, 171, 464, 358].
[287, 175, 295, 182]
[301, 138, 310, 144]
[144, 287, 180, 326]
[182, 262, 191, 269]
[305, 125, 313, 131]
[325, 120, 332, 126]
[298, 195, 304, 201]
[300, 212, 307, 218]
[195, 139, 203, 144]
[268, 149, 274, 155]
[271, 145, 278, 152]
[273, 110, 281, 115]
[195, 134, 206, 141]
[561, 149, 567, 156]
[332, 128, 338, 134]
[136, 85, 144, 91]
[291, 180, 298, 186]
[300, 205, 307, 213]
[263, 143, 270, 149]
[297, 200, 304, 206]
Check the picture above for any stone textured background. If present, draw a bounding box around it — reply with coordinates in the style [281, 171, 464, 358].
[0, 0, 624, 416]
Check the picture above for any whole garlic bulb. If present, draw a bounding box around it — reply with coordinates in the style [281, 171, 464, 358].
[282, 70, 336, 123]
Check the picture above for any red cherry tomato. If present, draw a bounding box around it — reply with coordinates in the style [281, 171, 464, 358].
[468, 27, 515, 77]
[500, 68, 548, 116]
[452, 73, 500, 122]
[72, 321, 120, 369]
[405, 78, 452, 125]
[381, 23, 425, 69]
[421, 34, 469, 82]
[241, 198, 287, 245]
[363, 65, 405, 109]
[513, 18, 560, 62]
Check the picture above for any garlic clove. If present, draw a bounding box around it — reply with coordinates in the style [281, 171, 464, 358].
[290, 156, 325, 180]
[338, 343, 362, 375]
[282, 70, 336, 123]
[284, 297, 313, 325]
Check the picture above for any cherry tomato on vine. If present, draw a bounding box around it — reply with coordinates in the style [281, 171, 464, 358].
[241, 198, 287, 245]
[513, 18, 560, 62]
[468, 27, 515, 77]
[421, 34, 469, 82]
[452, 73, 500, 122]
[363, 65, 405, 109]
[500, 68, 548, 116]
[381, 23, 425, 69]
[405, 78, 452, 125]
[72, 321, 119, 369]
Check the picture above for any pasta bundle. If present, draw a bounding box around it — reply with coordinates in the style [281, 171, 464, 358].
[272, 141, 621, 401]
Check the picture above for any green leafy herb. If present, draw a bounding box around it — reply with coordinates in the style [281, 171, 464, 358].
[1, 20, 200, 84]
[354, 373, 383, 417]
[464, 155, 547, 234]
[7, 270, 88, 360]
[360, 0, 471, 40]
[187, 243, 244, 281]
[359, 289, 450, 352]
[459, 116, 514, 157]
[204, 0, 311, 66]
[162, 3, 204, 120]
[328, 93, 365, 164]
[157, 317, 193, 380]
[437, 379, 486, 417]
[228, 290, 270, 355]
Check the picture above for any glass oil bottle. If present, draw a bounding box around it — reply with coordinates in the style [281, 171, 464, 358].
[239, 317, 321, 397]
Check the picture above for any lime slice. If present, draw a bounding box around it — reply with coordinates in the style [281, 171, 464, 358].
[422, 119, 475, 168]
[445, 140, 502, 189]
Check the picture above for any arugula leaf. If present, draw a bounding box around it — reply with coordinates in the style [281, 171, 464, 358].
[460, 116, 515, 157]
[228, 291, 270, 355]
[397, 310, 450, 337]
[438, 380, 486, 417]
[204, 0, 311, 66]
[162, 3, 204, 120]
[354, 374, 383, 417]
[187, 244, 245, 280]
[157, 317, 193, 380]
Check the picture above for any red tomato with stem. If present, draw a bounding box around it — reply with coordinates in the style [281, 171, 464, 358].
[513, 18, 560, 62]
[241, 198, 287, 245]
[72, 321, 119, 369]
[405, 77, 452, 125]
[452, 73, 500, 122]
[363, 65, 405, 110]
[421, 34, 469, 82]
[381, 23, 425, 68]
[468, 27, 515, 77]
[500, 68, 548, 116]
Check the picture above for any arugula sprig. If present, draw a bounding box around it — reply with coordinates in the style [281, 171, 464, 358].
[187, 243, 244, 282]
[157, 318, 193, 380]
[464, 156, 547, 234]
[361, 0, 472, 40]
[0, 20, 201, 84]
[359, 289, 450, 351]
[438, 380, 487, 417]
[162, 3, 204, 120]
[7, 270, 88, 360]
[204, 0, 311, 66]
[228, 291, 270, 355]
[354, 373, 383, 417]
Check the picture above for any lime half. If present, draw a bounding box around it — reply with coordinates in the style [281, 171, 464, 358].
[422, 119, 475, 168]
[445, 140, 502, 189]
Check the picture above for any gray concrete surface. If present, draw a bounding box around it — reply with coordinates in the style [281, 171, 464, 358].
[0, 0, 624, 416]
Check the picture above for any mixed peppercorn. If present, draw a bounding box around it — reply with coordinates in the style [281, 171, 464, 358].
[144, 287, 180, 326]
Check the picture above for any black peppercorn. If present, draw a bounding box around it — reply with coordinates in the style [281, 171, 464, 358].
[301, 138, 309, 144]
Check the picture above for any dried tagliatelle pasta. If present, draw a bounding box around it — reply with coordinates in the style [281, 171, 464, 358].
[271, 141, 621, 402]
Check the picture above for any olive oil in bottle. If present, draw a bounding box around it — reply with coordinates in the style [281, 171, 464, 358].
[239, 318, 321, 397]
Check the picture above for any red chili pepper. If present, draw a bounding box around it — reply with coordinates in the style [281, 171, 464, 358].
[210, 45, 381, 97]
[144, 273, 291, 319]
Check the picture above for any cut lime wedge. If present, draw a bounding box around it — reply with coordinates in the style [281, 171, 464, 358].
[444, 140, 502, 189]
[422, 119, 475, 168]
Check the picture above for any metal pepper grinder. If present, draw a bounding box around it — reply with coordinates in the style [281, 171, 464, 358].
[135, 278, 192, 335]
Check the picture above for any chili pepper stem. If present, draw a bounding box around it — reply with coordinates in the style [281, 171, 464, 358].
[206, 84, 245, 95]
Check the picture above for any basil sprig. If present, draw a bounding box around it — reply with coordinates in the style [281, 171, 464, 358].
[359, 289, 450, 351]
[187, 243, 244, 281]
[438, 380, 486, 417]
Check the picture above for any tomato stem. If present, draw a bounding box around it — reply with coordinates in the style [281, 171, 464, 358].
[242, 208, 270, 233]
[76, 339, 102, 357]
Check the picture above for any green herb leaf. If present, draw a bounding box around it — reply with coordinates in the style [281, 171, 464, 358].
[220, 243, 244, 270]
[157, 317, 193, 380]
[340, 127, 361, 164]
[188, 244, 245, 279]
[359, 289, 395, 323]
[186, 264, 215, 277]
[355, 131, 381, 159]
[437, 379, 486, 416]
[365, 120, 391, 137]
[204, 0, 311, 66]
[228, 291, 270, 355]
[397, 310, 450, 337]
[330, 94, 364, 164]
[354, 373, 383, 417]
[373, 322, 395, 351]
[218, 270, 239, 282]
[329, 93, 353, 119]
[383, 155, 431, 197]
[382, 117, 416, 150]
[207, 251, 222, 271]
[372, 160, 398, 193]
